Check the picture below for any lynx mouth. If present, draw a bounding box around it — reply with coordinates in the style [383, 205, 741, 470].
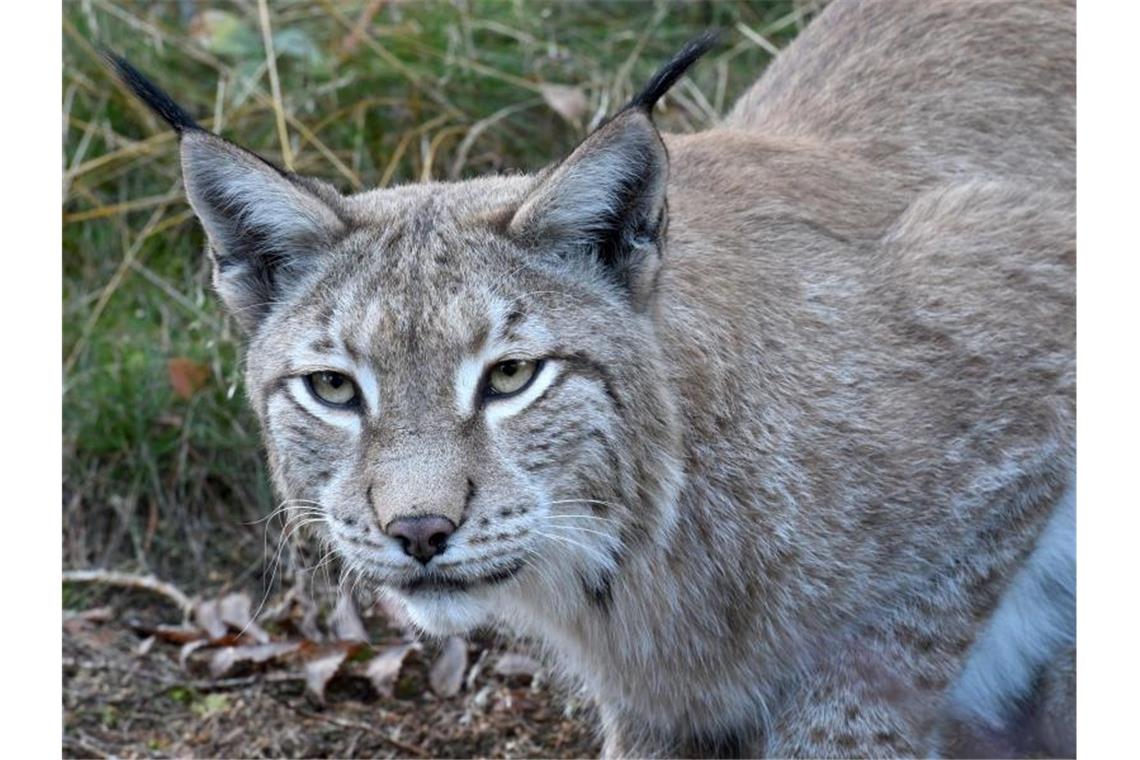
[397, 560, 525, 595]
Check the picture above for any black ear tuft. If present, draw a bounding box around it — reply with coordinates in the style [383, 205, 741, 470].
[101, 50, 201, 135]
[626, 30, 721, 115]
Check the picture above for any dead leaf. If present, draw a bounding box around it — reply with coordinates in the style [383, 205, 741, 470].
[167, 357, 211, 400]
[540, 84, 588, 126]
[365, 642, 419, 698]
[179, 639, 211, 670]
[304, 646, 351, 704]
[218, 592, 270, 643]
[494, 652, 540, 678]
[192, 599, 228, 639]
[429, 636, 468, 697]
[209, 641, 302, 679]
[331, 594, 368, 643]
[139, 623, 204, 645]
[136, 636, 156, 657]
[63, 606, 114, 635]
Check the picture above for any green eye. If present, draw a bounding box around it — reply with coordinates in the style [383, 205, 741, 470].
[486, 359, 540, 398]
[306, 371, 359, 407]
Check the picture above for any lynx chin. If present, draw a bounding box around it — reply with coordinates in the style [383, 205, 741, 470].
[110, 0, 1074, 755]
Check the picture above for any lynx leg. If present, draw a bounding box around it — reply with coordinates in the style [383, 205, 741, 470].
[764, 647, 936, 758]
[1035, 644, 1076, 758]
[599, 705, 763, 759]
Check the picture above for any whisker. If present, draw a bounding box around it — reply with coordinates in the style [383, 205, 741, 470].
[253, 512, 329, 627]
[537, 523, 615, 540]
[548, 498, 623, 508]
[533, 529, 610, 564]
[538, 513, 622, 525]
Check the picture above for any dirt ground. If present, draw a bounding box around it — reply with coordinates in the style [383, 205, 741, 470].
[62, 589, 599, 759]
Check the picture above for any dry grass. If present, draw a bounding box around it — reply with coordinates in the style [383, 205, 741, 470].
[62, 0, 811, 588]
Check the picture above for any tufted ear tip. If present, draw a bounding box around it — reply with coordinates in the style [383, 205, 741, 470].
[507, 33, 718, 304]
[626, 30, 721, 115]
[107, 52, 347, 332]
[102, 50, 202, 135]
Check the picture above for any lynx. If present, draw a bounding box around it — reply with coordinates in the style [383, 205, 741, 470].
[109, 0, 1075, 756]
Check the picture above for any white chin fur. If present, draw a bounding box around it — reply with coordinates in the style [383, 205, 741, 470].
[396, 591, 492, 636]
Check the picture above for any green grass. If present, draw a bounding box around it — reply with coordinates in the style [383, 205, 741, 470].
[63, 0, 811, 587]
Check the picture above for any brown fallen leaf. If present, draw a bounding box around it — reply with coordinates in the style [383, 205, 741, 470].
[365, 642, 420, 698]
[179, 639, 211, 670]
[539, 84, 588, 127]
[330, 594, 369, 643]
[304, 646, 351, 704]
[209, 641, 303, 679]
[167, 357, 211, 400]
[494, 652, 541, 678]
[429, 636, 468, 698]
[149, 624, 202, 642]
[218, 592, 270, 643]
[62, 606, 114, 635]
[192, 599, 228, 639]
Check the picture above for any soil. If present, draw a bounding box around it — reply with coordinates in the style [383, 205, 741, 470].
[62, 591, 600, 759]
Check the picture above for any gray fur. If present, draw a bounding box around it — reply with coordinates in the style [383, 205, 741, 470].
[157, 1, 1075, 755]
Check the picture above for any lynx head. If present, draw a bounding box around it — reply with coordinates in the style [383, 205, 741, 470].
[107, 34, 714, 635]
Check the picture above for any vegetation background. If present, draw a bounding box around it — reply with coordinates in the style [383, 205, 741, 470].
[62, 1, 815, 755]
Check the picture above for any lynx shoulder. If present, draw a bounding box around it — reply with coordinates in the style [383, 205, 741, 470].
[111, 0, 1074, 755]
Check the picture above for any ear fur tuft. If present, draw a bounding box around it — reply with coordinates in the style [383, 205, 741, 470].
[101, 50, 201, 135]
[506, 33, 720, 306]
[104, 53, 346, 331]
[626, 30, 721, 115]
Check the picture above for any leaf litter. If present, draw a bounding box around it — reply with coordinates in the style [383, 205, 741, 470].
[63, 572, 598, 757]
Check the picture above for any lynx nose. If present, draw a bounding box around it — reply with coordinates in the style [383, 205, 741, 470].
[386, 515, 456, 564]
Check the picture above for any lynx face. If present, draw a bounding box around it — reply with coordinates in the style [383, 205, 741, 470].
[243, 179, 683, 634]
[105, 41, 706, 634]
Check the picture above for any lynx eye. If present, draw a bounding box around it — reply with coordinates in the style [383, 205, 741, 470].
[305, 371, 359, 407]
[485, 359, 540, 398]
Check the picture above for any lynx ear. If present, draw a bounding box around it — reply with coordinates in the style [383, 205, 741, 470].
[508, 32, 718, 308]
[509, 110, 668, 305]
[179, 132, 344, 329]
[104, 52, 344, 331]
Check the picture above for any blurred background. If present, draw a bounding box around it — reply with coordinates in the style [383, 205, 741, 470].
[62, 1, 814, 755]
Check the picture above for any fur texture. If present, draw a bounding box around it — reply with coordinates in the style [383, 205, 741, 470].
[114, 0, 1075, 756]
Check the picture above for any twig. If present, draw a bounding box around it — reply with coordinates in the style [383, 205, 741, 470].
[735, 21, 781, 57]
[449, 99, 540, 179]
[315, 0, 424, 88]
[63, 569, 196, 617]
[63, 190, 186, 224]
[256, 0, 293, 171]
[277, 698, 429, 757]
[341, 0, 387, 55]
[63, 732, 111, 759]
